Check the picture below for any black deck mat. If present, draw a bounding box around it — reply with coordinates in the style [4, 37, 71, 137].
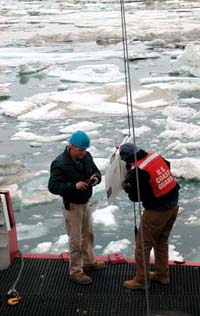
[0, 258, 200, 315]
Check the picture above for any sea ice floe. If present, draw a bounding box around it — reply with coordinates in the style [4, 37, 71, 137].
[93, 176, 105, 194]
[0, 160, 33, 186]
[32, 234, 69, 254]
[170, 158, 200, 180]
[160, 117, 200, 141]
[17, 222, 49, 241]
[0, 85, 128, 120]
[0, 83, 11, 99]
[122, 126, 151, 137]
[0, 183, 22, 209]
[151, 244, 184, 261]
[128, 51, 160, 61]
[162, 105, 197, 119]
[103, 239, 131, 255]
[22, 191, 57, 207]
[93, 158, 109, 171]
[35, 242, 52, 254]
[0, 100, 33, 118]
[185, 216, 199, 224]
[136, 99, 169, 109]
[140, 76, 200, 85]
[18, 103, 66, 121]
[146, 39, 166, 48]
[95, 245, 103, 250]
[59, 121, 103, 134]
[172, 43, 200, 77]
[92, 205, 119, 226]
[48, 64, 124, 83]
[19, 62, 49, 75]
[167, 140, 200, 155]
[11, 131, 67, 142]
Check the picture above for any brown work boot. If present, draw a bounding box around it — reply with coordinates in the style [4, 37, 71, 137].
[69, 272, 92, 284]
[83, 261, 106, 271]
[149, 271, 169, 285]
[123, 277, 146, 290]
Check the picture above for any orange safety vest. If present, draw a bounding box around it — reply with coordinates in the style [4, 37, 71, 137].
[131, 152, 177, 198]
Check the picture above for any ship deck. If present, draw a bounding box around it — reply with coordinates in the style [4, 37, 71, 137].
[0, 255, 200, 316]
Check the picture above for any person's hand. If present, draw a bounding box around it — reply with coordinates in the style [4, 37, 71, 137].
[88, 176, 99, 186]
[76, 181, 89, 190]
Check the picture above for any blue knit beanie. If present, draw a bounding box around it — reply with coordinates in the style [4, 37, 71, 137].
[69, 130, 90, 149]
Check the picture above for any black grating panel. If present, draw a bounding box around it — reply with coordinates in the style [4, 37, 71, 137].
[0, 258, 200, 316]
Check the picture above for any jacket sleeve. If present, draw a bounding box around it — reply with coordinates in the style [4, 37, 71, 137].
[90, 155, 102, 184]
[48, 160, 75, 197]
[124, 168, 149, 202]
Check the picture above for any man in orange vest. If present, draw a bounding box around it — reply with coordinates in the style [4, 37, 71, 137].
[120, 143, 180, 290]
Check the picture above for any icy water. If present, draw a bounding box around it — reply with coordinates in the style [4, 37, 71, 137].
[0, 0, 200, 260]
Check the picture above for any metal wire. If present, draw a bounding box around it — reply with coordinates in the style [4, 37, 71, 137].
[119, 0, 150, 314]
[8, 250, 24, 292]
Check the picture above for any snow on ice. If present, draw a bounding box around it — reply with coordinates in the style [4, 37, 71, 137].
[103, 239, 131, 255]
[92, 205, 119, 226]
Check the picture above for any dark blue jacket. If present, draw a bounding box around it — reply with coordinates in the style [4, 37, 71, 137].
[48, 147, 101, 207]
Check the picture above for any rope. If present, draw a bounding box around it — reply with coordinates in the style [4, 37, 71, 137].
[7, 250, 24, 305]
[119, 0, 151, 315]
[120, 0, 131, 136]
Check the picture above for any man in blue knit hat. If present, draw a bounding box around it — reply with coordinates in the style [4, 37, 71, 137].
[48, 130, 105, 284]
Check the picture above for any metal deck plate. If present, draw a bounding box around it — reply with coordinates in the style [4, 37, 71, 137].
[0, 258, 199, 315]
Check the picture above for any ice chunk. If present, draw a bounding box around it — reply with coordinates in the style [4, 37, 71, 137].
[162, 105, 197, 118]
[0, 160, 32, 186]
[93, 158, 109, 171]
[23, 191, 57, 207]
[151, 244, 184, 261]
[17, 222, 49, 241]
[0, 100, 33, 118]
[95, 245, 103, 250]
[92, 205, 119, 226]
[136, 99, 169, 109]
[0, 183, 22, 210]
[167, 140, 200, 154]
[19, 62, 49, 75]
[140, 76, 200, 85]
[128, 51, 160, 61]
[146, 39, 166, 48]
[160, 117, 200, 140]
[0, 83, 11, 99]
[48, 64, 124, 83]
[11, 131, 67, 142]
[54, 234, 69, 248]
[170, 157, 200, 180]
[186, 216, 198, 224]
[18, 103, 66, 121]
[118, 90, 153, 104]
[93, 176, 105, 194]
[59, 121, 103, 134]
[122, 126, 151, 137]
[103, 239, 131, 255]
[35, 242, 52, 254]
[172, 44, 200, 77]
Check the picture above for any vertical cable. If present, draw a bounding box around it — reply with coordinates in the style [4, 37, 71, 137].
[119, 0, 151, 315]
[120, 0, 131, 136]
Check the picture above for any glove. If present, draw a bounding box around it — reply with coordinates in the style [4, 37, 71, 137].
[122, 180, 132, 193]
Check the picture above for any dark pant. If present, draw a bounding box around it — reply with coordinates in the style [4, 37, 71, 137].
[135, 205, 179, 284]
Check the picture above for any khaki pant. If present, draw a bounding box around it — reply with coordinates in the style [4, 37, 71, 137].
[135, 205, 179, 284]
[63, 202, 96, 275]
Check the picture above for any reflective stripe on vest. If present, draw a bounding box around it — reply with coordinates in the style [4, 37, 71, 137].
[131, 152, 177, 198]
